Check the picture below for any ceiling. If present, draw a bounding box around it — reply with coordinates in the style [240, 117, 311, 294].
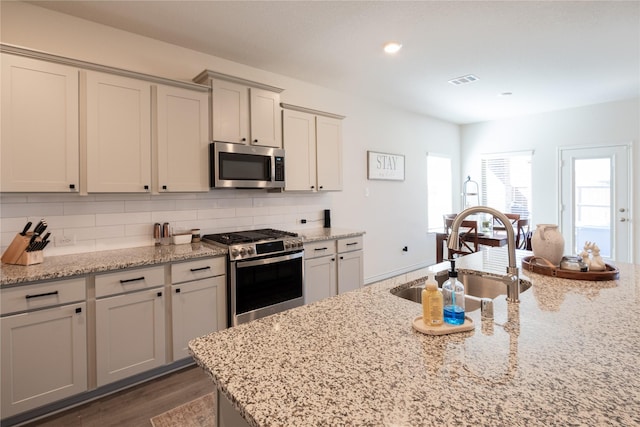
[28, 1, 640, 124]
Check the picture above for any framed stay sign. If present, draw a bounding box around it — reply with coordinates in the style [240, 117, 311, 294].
[367, 151, 405, 181]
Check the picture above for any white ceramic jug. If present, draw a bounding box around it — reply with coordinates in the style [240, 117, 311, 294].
[531, 224, 565, 266]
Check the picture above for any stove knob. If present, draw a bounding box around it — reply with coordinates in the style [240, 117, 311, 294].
[231, 248, 240, 258]
[240, 247, 247, 256]
[247, 247, 255, 255]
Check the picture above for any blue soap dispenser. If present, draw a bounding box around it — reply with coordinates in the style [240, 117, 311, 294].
[442, 259, 465, 325]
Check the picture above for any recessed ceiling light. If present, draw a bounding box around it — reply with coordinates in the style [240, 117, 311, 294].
[499, 92, 513, 97]
[383, 42, 402, 54]
[448, 74, 480, 85]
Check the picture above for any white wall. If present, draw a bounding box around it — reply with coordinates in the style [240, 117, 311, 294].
[461, 98, 640, 264]
[0, 2, 460, 282]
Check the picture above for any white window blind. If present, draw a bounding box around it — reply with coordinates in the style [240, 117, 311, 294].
[481, 151, 533, 219]
[427, 153, 453, 232]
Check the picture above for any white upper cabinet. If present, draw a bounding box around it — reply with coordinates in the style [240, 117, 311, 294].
[194, 70, 283, 148]
[85, 71, 152, 193]
[316, 116, 343, 191]
[1, 54, 80, 192]
[153, 85, 210, 192]
[282, 104, 344, 192]
[282, 109, 316, 191]
[249, 88, 282, 148]
[210, 79, 249, 145]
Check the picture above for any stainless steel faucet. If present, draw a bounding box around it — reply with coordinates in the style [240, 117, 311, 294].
[448, 206, 520, 303]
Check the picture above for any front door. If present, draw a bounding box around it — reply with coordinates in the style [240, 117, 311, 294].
[559, 144, 632, 262]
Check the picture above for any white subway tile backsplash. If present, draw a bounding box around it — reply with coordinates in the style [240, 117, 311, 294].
[125, 199, 176, 212]
[46, 214, 95, 229]
[96, 212, 152, 226]
[151, 210, 198, 223]
[0, 202, 64, 217]
[64, 201, 124, 215]
[0, 191, 333, 256]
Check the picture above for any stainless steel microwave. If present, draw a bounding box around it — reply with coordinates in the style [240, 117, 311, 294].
[210, 142, 285, 189]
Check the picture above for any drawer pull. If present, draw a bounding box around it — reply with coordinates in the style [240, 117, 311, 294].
[119, 276, 145, 284]
[175, 288, 181, 293]
[314, 247, 328, 251]
[346, 242, 358, 246]
[75, 307, 82, 314]
[25, 290, 59, 300]
[190, 266, 211, 272]
[157, 291, 163, 297]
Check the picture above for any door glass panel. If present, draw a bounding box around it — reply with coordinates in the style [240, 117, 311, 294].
[573, 158, 611, 257]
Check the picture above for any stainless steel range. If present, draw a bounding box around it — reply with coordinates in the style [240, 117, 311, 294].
[202, 229, 304, 327]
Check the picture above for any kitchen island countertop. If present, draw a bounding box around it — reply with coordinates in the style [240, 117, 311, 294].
[189, 247, 639, 426]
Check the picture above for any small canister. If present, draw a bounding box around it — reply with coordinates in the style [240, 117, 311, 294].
[191, 228, 201, 243]
[161, 223, 171, 245]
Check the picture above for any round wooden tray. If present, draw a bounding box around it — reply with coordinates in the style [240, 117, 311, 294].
[521, 256, 619, 281]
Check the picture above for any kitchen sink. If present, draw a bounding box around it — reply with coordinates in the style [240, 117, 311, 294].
[391, 271, 531, 312]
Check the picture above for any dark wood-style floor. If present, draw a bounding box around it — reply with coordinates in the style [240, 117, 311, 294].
[24, 365, 213, 427]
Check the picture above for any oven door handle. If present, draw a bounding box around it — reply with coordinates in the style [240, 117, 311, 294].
[235, 250, 303, 269]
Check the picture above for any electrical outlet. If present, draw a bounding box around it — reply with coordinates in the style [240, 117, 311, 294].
[55, 235, 75, 247]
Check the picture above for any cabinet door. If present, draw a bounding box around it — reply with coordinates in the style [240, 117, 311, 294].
[1, 54, 79, 192]
[154, 85, 209, 192]
[1, 303, 87, 418]
[85, 71, 151, 192]
[211, 79, 249, 144]
[249, 88, 281, 148]
[171, 275, 226, 360]
[282, 109, 316, 191]
[304, 255, 336, 304]
[96, 289, 165, 386]
[337, 250, 363, 294]
[316, 116, 343, 191]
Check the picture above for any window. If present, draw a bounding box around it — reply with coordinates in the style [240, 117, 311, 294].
[427, 153, 452, 232]
[481, 151, 533, 219]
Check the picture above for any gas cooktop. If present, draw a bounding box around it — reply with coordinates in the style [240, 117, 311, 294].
[202, 228, 298, 245]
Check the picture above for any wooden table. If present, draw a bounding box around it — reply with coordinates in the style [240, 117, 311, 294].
[435, 231, 509, 263]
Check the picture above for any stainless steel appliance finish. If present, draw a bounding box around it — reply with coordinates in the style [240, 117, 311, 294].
[203, 229, 304, 326]
[210, 141, 285, 189]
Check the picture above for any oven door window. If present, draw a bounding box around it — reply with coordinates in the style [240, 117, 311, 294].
[219, 152, 271, 181]
[235, 255, 303, 315]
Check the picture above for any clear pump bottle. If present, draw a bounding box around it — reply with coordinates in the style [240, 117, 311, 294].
[442, 259, 465, 325]
[422, 276, 443, 326]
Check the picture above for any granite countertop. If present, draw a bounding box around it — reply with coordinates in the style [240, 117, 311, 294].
[299, 228, 365, 242]
[189, 247, 640, 426]
[0, 243, 227, 286]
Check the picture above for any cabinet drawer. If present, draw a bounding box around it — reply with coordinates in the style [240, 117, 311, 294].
[338, 236, 363, 253]
[95, 265, 165, 298]
[171, 257, 225, 284]
[1, 277, 86, 316]
[304, 240, 337, 260]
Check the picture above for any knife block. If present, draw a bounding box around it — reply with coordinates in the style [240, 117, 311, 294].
[1, 233, 44, 266]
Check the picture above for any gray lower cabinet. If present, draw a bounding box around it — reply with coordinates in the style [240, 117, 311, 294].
[0, 255, 228, 422]
[95, 265, 166, 387]
[170, 257, 226, 360]
[303, 236, 364, 304]
[0, 278, 87, 418]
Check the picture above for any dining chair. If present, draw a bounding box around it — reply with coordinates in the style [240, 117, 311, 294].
[515, 218, 531, 250]
[444, 217, 480, 258]
[493, 213, 520, 229]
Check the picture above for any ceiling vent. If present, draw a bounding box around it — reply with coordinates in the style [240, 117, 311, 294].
[448, 74, 480, 86]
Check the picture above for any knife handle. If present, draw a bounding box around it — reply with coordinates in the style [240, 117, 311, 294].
[20, 222, 32, 236]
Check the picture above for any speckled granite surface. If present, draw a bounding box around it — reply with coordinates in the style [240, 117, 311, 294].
[300, 228, 365, 242]
[189, 247, 639, 426]
[0, 243, 226, 286]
